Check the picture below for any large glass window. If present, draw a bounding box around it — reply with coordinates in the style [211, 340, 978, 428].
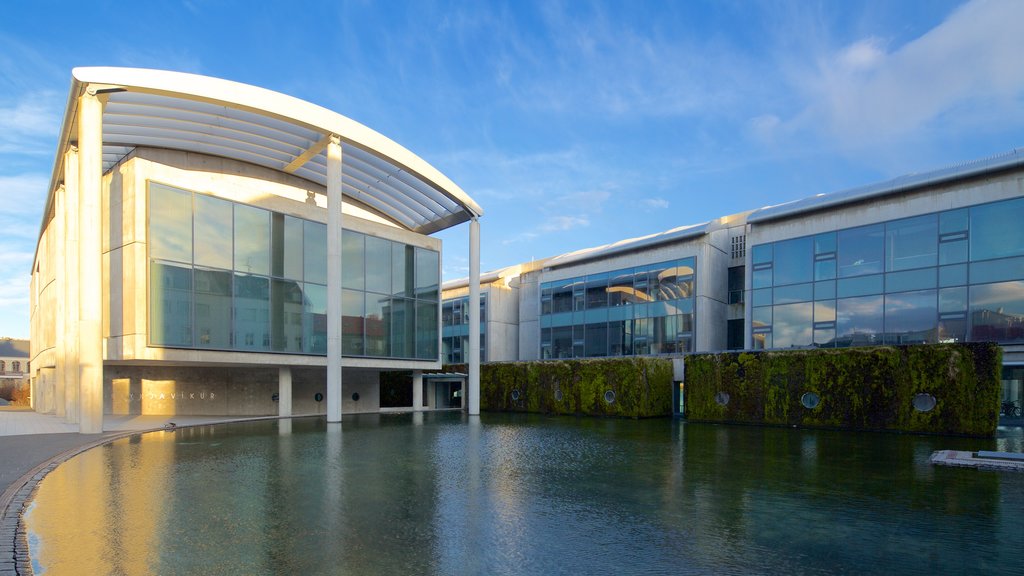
[838, 224, 884, 278]
[773, 237, 813, 285]
[146, 181, 440, 360]
[883, 289, 937, 344]
[971, 197, 1024, 261]
[885, 215, 937, 272]
[970, 281, 1024, 343]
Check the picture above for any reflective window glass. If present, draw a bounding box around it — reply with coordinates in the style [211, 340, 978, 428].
[774, 283, 813, 304]
[939, 286, 967, 314]
[772, 302, 813, 348]
[753, 288, 772, 307]
[773, 236, 813, 286]
[970, 256, 1024, 285]
[341, 230, 364, 290]
[342, 288, 364, 355]
[814, 259, 836, 281]
[939, 264, 967, 287]
[885, 268, 936, 293]
[585, 323, 608, 357]
[552, 326, 573, 358]
[836, 294, 883, 347]
[365, 292, 389, 356]
[939, 240, 968, 265]
[303, 221, 327, 285]
[971, 198, 1024, 261]
[752, 306, 771, 332]
[814, 300, 836, 323]
[233, 274, 269, 351]
[938, 317, 967, 343]
[608, 269, 635, 306]
[149, 183, 193, 263]
[837, 274, 883, 298]
[815, 233, 836, 255]
[838, 224, 884, 277]
[392, 243, 413, 297]
[269, 214, 304, 281]
[752, 244, 772, 265]
[303, 283, 327, 354]
[970, 281, 1024, 343]
[271, 279, 304, 352]
[883, 289, 937, 345]
[752, 267, 773, 289]
[415, 248, 439, 301]
[551, 278, 575, 313]
[390, 298, 414, 358]
[885, 214, 937, 271]
[814, 328, 836, 348]
[815, 280, 836, 301]
[150, 262, 193, 346]
[940, 208, 968, 234]
[194, 269, 231, 349]
[233, 205, 270, 275]
[365, 235, 392, 294]
[415, 301, 438, 359]
[195, 194, 232, 269]
[585, 273, 609, 309]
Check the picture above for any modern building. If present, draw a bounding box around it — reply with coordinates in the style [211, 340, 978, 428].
[30, 67, 485, 433]
[441, 149, 1024, 419]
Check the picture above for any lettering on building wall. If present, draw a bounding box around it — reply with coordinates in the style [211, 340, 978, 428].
[126, 392, 217, 401]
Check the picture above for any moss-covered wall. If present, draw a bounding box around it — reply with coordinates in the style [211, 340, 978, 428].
[684, 343, 1002, 437]
[448, 357, 674, 418]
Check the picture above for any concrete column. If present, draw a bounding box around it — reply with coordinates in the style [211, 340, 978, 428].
[64, 148, 80, 424]
[412, 370, 423, 411]
[468, 217, 481, 415]
[53, 184, 66, 418]
[78, 90, 104, 434]
[326, 134, 344, 423]
[279, 366, 293, 417]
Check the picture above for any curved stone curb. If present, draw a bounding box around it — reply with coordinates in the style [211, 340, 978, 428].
[0, 415, 311, 575]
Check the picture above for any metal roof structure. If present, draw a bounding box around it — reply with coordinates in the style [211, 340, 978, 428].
[748, 147, 1024, 224]
[43, 67, 482, 236]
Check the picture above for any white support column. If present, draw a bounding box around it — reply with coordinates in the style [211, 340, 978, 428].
[412, 370, 423, 411]
[78, 90, 104, 434]
[64, 148, 80, 424]
[54, 184, 66, 418]
[326, 134, 344, 423]
[279, 366, 293, 417]
[468, 217, 481, 415]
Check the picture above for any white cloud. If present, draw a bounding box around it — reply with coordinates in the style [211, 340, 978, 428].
[642, 197, 670, 210]
[786, 0, 1024, 148]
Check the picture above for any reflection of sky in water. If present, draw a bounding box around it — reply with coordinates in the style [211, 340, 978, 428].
[24, 415, 1024, 575]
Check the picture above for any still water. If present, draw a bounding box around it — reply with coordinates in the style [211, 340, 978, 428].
[24, 413, 1024, 575]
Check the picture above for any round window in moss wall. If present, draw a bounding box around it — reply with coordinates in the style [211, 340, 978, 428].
[604, 390, 616, 404]
[714, 391, 730, 406]
[912, 393, 937, 412]
[511, 389, 521, 401]
[800, 392, 820, 409]
[554, 389, 563, 402]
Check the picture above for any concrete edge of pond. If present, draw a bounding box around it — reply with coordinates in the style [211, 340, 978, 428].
[0, 415, 316, 576]
[930, 449, 1024, 472]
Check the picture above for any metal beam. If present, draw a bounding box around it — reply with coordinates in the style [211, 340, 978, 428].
[284, 133, 332, 174]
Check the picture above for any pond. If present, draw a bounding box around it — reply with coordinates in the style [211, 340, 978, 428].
[24, 413, 1024, 575]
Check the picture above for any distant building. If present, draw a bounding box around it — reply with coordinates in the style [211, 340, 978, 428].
[0, 338, 30, 378]
[442, 148, 1024, 420]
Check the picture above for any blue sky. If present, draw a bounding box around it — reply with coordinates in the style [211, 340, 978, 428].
[2, 0, 1023, 339]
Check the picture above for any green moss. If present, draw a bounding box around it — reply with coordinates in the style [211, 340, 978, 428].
[683, 343, 1002, 437]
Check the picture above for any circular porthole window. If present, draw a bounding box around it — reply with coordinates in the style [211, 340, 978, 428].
[912, 393, 937, 413]
[604, 390, 616, 404]
[800, 392, 820, 409]
[351, 392, 360, 402]
[314, 392, 324, 403]
[714, 391, 730, 406]
[511, 389, 521, 401]
[554, 389, 564, 402]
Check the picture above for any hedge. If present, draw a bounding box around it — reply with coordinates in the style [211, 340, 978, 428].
[683, 342, 1001, 437]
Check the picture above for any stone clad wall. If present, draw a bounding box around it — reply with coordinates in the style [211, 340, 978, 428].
[684, 343, 1002, 437]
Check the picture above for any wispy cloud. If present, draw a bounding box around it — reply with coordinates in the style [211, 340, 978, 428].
[765, 0, 1024, 150]
[642, 197, 670, 210]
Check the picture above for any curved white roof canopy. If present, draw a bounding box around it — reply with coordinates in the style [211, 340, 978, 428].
[44, 67, 482, 235]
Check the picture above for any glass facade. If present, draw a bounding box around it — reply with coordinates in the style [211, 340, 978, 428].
[751, 196, 1024, 349]
[441, 294, 487, 364]
[148, 182, 440, 359]
[539, 257, 695, 358]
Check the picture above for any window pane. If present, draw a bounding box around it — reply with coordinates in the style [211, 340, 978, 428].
[552, 326, 573, 358]
[585, 272, 609, 309]
[971, 198, 1024, 261]
[415, 247, 440, 301]
[752, 244, 772, 265]
[939, 264, 967, 287]
[814, 300, 836, 323]
[415, 300, 438, 359]
[270, 214, 303, 280]
[303, 283, 327, 354]
[365, 292, 389, 357]
[772, 302, 813, 348]
[836, 295, 883, 347]
[342, 230, 365, 290]
[815, 280, 836, 301]
[940, 208, 968, 234]
[970, 281, 1024, 343]
[609, 320, 631, 356]
[149, 183, 192, 263]
[389, 298, 415, 358]
[814, 232, 836, 255]
[585, 323, 608, 357]
[753, 288, 772, 307]
[233, 205, 270, 275]
[885, 268, 936, 293]
[234, 274, 269, 351]
[752, 267, 773, 289]
[814, 259, 836, 281]
[303, 221, 327, 285]
[271, 279, 304, 353]
[883, 289, 937, 345]
[837, 274, 883, 298]
[838, 224, 884, 277]
[195, 269, 231, 349]
[392, 243, 413, 297]
[939, 286, 967, 314]
[150, 261, 192, 346]
[939, 240, 968, 265]
[551, 278, 575, 313]
[608, 270, 635, 306]
[885, 214, 937, 271]
[194, 194, 232, 269]
[365, 236, 392, 295]
[814, 328, 835, 348]
[342, 288, 364, 355]
[773, 283, 812, 304]
[970, 256, 1024, 284]
[773, 237, 813, 286]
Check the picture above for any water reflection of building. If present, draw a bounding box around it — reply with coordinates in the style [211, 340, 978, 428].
[442, 149, 1024, 416]
[29, 67, 485, 432]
